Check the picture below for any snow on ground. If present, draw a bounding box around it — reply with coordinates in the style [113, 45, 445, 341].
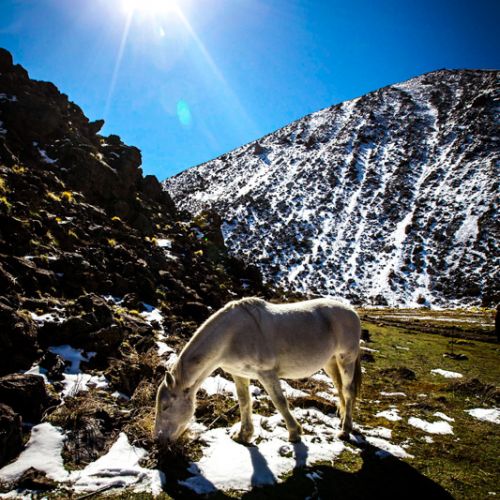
[61, 373, 109, 398]
[433, 412, 454, 422]
[408, 417, 454, 434]
[49, 344, 95, 373]
[0, 423, 69, 484]
[0, 428, 164, 495]
[431, 368, 463, 379]
[45, 344, 109, 397]
[30, 311, 65, 324]
[181, 409, 347, 493]
[200, 374, 261, 399]
[465, 408, 500, 424]
[380, 391, 407, 397]
[375, 407, 402, 422]
[71, 433, 164, 494]
[155, 238, 172, 248]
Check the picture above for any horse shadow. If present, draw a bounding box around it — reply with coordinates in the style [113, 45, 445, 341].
[161, 437, 453, 500]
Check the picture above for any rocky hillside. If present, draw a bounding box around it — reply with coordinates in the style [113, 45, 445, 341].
[0, 47, 268, 477]
[165, 69, 499, 307]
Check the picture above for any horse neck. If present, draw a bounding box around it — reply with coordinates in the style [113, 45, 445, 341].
[173, 321, 222, 393]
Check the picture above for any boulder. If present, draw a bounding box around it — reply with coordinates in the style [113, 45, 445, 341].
[0, 303, 38, 376]
[0, 374, 59, 423]
[0, 403, 23, 467]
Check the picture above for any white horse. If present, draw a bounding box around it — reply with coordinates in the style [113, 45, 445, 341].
[154, 297, 361, 446]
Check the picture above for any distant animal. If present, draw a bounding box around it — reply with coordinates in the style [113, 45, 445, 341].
[154, 297, 362, 445]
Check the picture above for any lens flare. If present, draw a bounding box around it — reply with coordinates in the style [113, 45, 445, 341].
[176, 100, 192, 127]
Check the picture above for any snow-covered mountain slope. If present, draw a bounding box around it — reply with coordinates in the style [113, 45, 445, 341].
[165, 70, 499, 307]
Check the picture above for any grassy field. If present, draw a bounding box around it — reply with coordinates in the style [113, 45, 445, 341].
[160, 309, 499, 500]
[19, 309, 500, 499]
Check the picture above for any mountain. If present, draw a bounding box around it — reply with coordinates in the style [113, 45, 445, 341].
[0, 48, 267, 472]
[165, 69, 500, 307]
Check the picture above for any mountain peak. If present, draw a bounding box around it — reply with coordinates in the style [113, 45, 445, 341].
[164, 69, 500, 307]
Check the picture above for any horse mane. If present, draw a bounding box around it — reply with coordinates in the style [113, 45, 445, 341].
[172, 297, 266, 387]
[224, 296, 266, 312]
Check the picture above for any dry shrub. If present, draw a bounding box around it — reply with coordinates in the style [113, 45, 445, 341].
[47, 390, 120, 467]
[123, 379, 157, 448]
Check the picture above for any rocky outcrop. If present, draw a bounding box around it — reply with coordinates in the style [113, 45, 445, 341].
[165, 69, 500, 307]
[0, 47, 272, 471]
[0, 374, 58, 423]
[0, 404, 22, 467]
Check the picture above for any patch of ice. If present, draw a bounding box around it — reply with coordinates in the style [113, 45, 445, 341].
[103, 295, 124, 305]
[0, 93, 17, 102]
[315, 391, 339, 403]
[0, 423, 69, 484]
[181, 408, 346, 493]
[380, 391, 407, 397]
[30, 311, 64, 325]
[408, 417, 453, 434]
[33, 142, 57, 164]
[431, 368, 463, 379]
[423, 436, 434, 443]
[71, 433, 164, 494]
[465, 408, 500, 424]
[365, 436, 413, 459]
[433, 411, 454, 422]
[49, 345, 95, 374]
[156, 341, 173, 356]
[140, 307, 163, 324]
[200, 374, 261, 399]
[25, 365, 48, 383]
[61, 373, 109, 397]
[375, 408, 402, 422]
[280, 380, 308, 398]
[310, 372, 334, 386]
[155, 238, 172, 248]
[364, 426, 393, 439]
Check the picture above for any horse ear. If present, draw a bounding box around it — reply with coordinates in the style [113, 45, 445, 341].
[165, 371, 175, 387]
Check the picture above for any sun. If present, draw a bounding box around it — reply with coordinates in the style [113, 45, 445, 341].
[122, 0, 181, 16]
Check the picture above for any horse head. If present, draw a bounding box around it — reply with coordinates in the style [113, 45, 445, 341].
[154, 371, 195, 445]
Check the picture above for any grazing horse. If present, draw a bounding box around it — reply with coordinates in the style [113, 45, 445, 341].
[154, 297, 361, 445]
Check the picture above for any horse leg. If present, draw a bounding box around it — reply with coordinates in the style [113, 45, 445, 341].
[258, 371, 303, 442]
[336, 355, 358, 440]
[324, 356, 345, 420]
[231, 375, 254, 444]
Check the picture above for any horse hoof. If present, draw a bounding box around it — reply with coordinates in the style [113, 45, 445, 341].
[231, 430, 253, 445]
[337, 430, 350, 441]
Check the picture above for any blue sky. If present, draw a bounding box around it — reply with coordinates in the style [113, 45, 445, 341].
[1, 0, 499, 180]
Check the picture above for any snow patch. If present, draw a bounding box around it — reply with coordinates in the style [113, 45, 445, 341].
[71, 433, 164, 494]
[375, 408, 402, 422]
[408, 417, 453, 434]
[465, 408, 500, 424]
[181, 409, 346, 493]
[0, 423, 69, 484]
[431, 368, 463, 379]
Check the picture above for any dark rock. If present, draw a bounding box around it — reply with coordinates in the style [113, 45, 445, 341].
[181, 301, 211, 322]
[0, 303, 38, 376]
[0, 403, 23, 467]
[0, 48, 14, 72]
[0, 374, 59, 423]
[16, 468, 57, 491]
[39, 351, 66, 380]
[88, 119, 105, 135]
[141, 175, 163, 201]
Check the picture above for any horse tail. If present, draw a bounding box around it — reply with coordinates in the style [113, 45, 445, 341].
[353, 351, 362, 399]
